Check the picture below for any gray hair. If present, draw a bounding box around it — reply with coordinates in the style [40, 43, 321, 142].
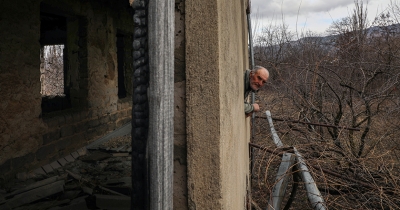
[252, 66, 268, 73]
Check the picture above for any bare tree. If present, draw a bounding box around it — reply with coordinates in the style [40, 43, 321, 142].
[251, 1, 400, 209]
[40, 44, 64, 97]
[262, 1, 400, 158]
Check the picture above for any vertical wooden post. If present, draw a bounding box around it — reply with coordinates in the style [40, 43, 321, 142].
[148, 0, 174, 209]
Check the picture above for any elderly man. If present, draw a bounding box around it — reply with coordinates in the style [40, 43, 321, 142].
[244, 66, 269, 117]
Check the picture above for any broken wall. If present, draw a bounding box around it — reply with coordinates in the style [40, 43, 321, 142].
[0, 0, 134, 180]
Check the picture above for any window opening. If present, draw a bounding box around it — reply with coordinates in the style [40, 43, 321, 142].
[40, 11, 71, 113]
[40, 44, 65, 96]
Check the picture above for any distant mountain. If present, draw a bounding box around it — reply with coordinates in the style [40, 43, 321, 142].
[294, 23, 400, 43]
[253, 23, 400, 56]
[278, 23, 400, 50]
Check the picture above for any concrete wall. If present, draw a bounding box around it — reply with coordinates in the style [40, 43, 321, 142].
[174, 0, 188, 208]
[0, 0, 134, 180]
[218, 0, 250, 208]
[185, 0, 250, 209]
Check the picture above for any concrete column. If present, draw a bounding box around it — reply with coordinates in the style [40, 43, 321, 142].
[186, 0, 250, 209]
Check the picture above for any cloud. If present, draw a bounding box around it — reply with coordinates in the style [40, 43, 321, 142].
[251, 0, 360, 19]
[250, 0, 392, 34]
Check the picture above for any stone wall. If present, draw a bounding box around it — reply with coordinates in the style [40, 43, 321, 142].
[0, 0, 134, 180]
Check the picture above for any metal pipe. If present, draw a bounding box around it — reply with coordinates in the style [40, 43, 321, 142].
[247, 0, 256, 178]
[263, 110, 326, 210]
[267, 153, 295, 210]
[249, 143, 394, 194]
[283, 169, 299, 210]
[265, 111, 283, 147]
[250, 142, 397, 196]
[293, 147, 327, 210]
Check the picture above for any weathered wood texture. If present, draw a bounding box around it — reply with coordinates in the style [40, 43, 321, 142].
[148, 0, 174, 209]
[5, 176, 59, 198]
[1, 180, 65, 209]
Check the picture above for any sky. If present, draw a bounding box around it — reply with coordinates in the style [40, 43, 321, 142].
[250, 0, 394, 36]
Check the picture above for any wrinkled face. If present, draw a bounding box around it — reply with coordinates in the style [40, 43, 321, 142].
[249, 69, 269, 91]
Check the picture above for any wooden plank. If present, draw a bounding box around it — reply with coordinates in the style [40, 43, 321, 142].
[268, 153, 295, 210]
[112, 153, 130, 157]
[71, 151, 79, 159]
[10, 199, 70, 210]
[42, 164, 53, 174]
[293, 147, 326, 210]
[6, 176, 59, 198]
[79, 151, 111, 162]
[66, 170, 83, 182]
[1, 180, 64, 209]
[50, 161, 61, 170]
[58, 158, 68, 166]
[77, 147, 88, 156]
[64, 154, 75, 162]
[32, 167, 46, 176]
[265, 110, 283, 147]
[115, 144, 128, 152]
[98, 186, 129, 197]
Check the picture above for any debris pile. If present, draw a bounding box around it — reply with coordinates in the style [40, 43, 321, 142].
[0, 134, 132, 210]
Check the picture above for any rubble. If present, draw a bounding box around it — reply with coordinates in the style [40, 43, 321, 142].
[0, 134, 132, 210]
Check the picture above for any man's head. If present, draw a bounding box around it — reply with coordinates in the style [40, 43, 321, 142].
[249, 66, 269, 91]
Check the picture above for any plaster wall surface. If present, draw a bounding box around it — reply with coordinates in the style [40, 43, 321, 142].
[0, 0, 134, 179]
[218, 0, 250, 208]
[186, 0, 250, 209]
